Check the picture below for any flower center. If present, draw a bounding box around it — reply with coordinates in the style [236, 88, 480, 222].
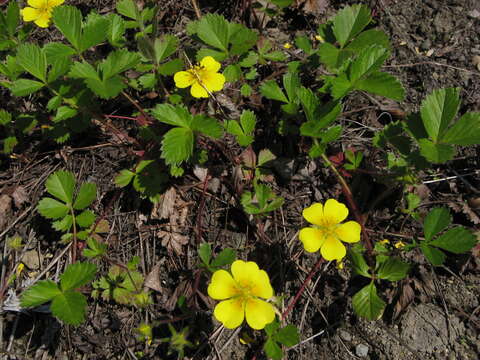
[234, 280, 254, 301]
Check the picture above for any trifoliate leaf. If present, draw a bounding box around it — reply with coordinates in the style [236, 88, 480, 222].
[83, 238, 108, 258]
[37, 198, 69, 219]
[73, 183, 97, 210]
[420, 88, 460, 142]
[228, 23, 258, 56]
[349, 45, 388, 82]
[45, 171, 75, 204]
[115, 169, 135, 187]
[79, 13, 109, 53]
[274, 325, 300, 347]
[16, 43, 47, 82]
[85, 76, 126, 99]
[60, 262, 97, 291]
[154, 35, 178, 63]
[418, 139, 455, 163]
[194, 14, 229, 52]
[100, 50, 141, 79]
[333, 4, 371, 47]
[50, 291, 87, 325]
[20, 280, 61, 308]
[161, 128, 194, 165]
[52, 6, 83, 51]
[423, 207, 451, 242]
[352, 282, 385, 320]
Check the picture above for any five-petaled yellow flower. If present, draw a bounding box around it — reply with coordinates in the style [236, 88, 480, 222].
[21, 0, 65, 28]
[299, 199, 361, 261]
[174, 56, 226, 98]
[207, 260, 275, 330]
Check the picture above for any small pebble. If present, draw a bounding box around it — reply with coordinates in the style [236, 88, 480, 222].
[356, 344, 369, 357]
[339, 330, 352, 342]
[468, 9, 480, 18]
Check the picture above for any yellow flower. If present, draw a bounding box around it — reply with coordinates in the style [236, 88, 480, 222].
[394, 241, 406, 249]
[174, 56, 226, 98]
[283, 42, 293, 49]
[299, 199, 361, 261]
[207, 260, 275, 330]
[315, 35, 324, 42]
[20, 0, 64, 28]
[379, 239, 390, 245]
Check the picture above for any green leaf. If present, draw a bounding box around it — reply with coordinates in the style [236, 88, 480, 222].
[355, 71, 405, 101]
[45, 170, 75, 204]
[240, 83, 252, 97]
[161, 127, 194, 165]
[269, 0, 294, 8]
[223, 64, 242, 82]
[441, 112, 480, 145]
[196, 48, 227, 62]
[295, 35, 313, 55]
[211, 248, 236, 268]
[73, 183, 97, 210]
[6, 1, 20, 37]
[107, 13, 126, 46]
[333, 4, 372, 47]
[260, 80, 288, 103]
[300, 101, 342, 138]
[20, 280, 61, 308]
[239, 52, 258, 68]
[282, 72, 300, 103]
[116, 0, 139, 20]
[100, 50, 141, 79]
[138, 73, 156, 88]
[240, 110, 256, 135]
[420, 243, 446, 266]
[274, 325, 300, 347]
[423, 207, 451, 242]
[228, 23, 258, 56]
[3, 136, 17, 154]
[330, 73, 352, 99]
[54, 106, 77, 122]
[347, 248, 371, 278]
[52, 6, 83, 51]
[349, 45, 388, 82]
[152, 104, 192, 127]
[10, 79, 44, 96]
[191, 115, 223, 138]
[69, 61, 100, 80]
[198, 243, 212, 266]
[115, 169, 135, 187]
[318, 42, 341, 70]
[83, 238, 108, 258]
[37, 198, 70, 219]
[158, 58, 184, 76]
[79, 14, 109, 52]
[154, 35, 178, 63]
[50, 291, 87, 325]
[418, 139, 455, 163]
[52, 214, 73, 232]
[85, 76, 126, 99]
[264, 339, 282, 360]
[297, 86, 320, 122]
[76, 210, 96, 228]
[376, 257, 410, 281]
[346, 29, 391, 53]
[430, 227, 477, 254]
[420, 88, 460, 142]
[16, 43, 47, 82]
[352, 282, 385, 320]
[60, 262, 97, 291]
[195, 14, 229, 52]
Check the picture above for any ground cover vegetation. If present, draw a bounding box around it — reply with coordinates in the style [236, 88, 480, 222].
[0, 0, 479, 358]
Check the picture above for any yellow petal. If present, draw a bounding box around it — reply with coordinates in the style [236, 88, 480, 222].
[47, 0, 65, 7]
[250, 270, 273, 299]
[322, 199, 348, 225]
[27, 0, 47, 8]
[174, 71, 195, 88]
[231, 260, 259, 285]
[335, 221, 361, 243]
[320, 236, 346, 261]
[207, 270, 240, 300]
[21, 7, 41, 21]
[190, 82, 209, 98]
[200, 56, 221, 73]
[302, 203, 324, 226]
[299, 227, 326, 253]
[213, 299, 245, 329]
[202, 72, 225, 92]
[245, 298, 275, 330]
[34, 12, 51, 28]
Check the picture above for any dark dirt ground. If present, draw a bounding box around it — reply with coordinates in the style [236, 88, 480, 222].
[0, 0, 480, 359]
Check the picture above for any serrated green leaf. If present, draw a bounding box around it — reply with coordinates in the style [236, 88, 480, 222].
[229, 24, 257, 56]
[346, 29, 391, 52]
[295, 35, 313, 55]
[0, 110, 11, 126]
[48, 56, 73, 83]
[195, 14, 229, 52]
[6, 1, 20, 37]
[441, 112, 480, 145]
[263, 51, 287, 62]
[211, 248, 236, 268]
[282, 72, 300, 103]
[52, 214, 73, 232]
[79, 14, 109, 53]
[158, 58, 184, 76]
[73, 183, 97, 210]
[161, 127, 194, 165]
[420, 88, 460, 142]
[116, 0, 138, 20]
[223, 64, 242, 82]
[300, 101, 342, 138]
[37, 198, 70, 219]
[240, 83, 252, 97]
[274, 325, 299, 347]
[100, 50, 141, 79]
[138, 73, 156, 88]
[352, 282, 385, 320]
[191, 115, 223, 138]
[260, 80, 288, 103]
[52, 6, 82, 51]
[45, 170, 75, 204]
[154, 35, 178, 63]
[333, 4, 371, 47]
[106, 13, 125, 46]
[198, 243, 212, 266]
[297, 86, 320, 122]
[152, 104, 192, 127]
[350, 45, 388, 82]
[318, 42, 341, 70]
[60, 262, 97, 291]
[240, 110, 256, 135]
[196, 48, 227, 62]
[239, 52, 258, 67]
[76, 210, 96, 228]
[10, 79, 44, 96]
[355, 71, 405, 101]
[69, 61, 100, 80]
[115, 169, 135, 187]
[330, 73, 352, 99]
[85, 76, 126, 99]
[20, 280, 61, 308]
[3, 136, 17, 154]
[83, 237, 108, 258]
[50, 291, 87, 325]
[430, 227, 477, 254]
[54, 106, 77, 122]
[264, 338, 282, 360]
[418, 138, 455, 163]
[420, 243, 446, 266]
[225, 120, 243, 136]
[16, 43, 47, 82]
[376, 257, 410, 281]
[423, 207, 451, 242]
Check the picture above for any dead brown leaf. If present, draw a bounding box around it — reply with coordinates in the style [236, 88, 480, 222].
[0, 194, 12, 231]
[11, 186, 28, 208]
[393, 280, 415, 319]
[297, 0, 329, 15]
[144, 263, 165, 293]
[152, 187, 177, 220]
